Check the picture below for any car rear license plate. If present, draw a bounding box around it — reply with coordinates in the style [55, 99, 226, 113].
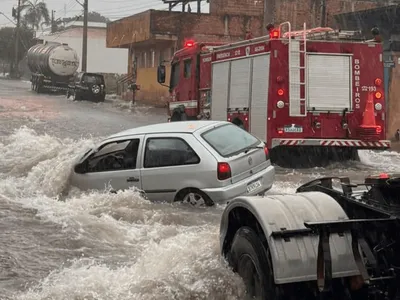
[247, 179, 262, 193]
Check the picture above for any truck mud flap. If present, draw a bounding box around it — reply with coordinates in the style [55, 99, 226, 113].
[272, 218, 397, 293]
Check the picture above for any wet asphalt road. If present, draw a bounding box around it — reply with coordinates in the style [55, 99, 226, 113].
[0, 79, 167, 139]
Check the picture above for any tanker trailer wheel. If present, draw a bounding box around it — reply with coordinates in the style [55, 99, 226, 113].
[229, 226, 278, 300]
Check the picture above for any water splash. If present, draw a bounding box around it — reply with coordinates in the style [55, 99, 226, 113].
[1, 127, 400, 299]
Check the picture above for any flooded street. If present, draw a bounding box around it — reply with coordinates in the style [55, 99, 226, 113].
[1, 79, 400, 300]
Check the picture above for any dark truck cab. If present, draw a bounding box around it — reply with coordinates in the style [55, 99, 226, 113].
[67, 72, 106, 102]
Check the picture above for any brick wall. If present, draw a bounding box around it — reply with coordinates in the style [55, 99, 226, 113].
[150, 10, 263, 48]
[275, 0, 385, 30]
[210, 0, 264, 16]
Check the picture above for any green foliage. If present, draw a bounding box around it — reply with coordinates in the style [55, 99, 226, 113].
[19, 0, 51, 30]
[0, 26, 35, 63]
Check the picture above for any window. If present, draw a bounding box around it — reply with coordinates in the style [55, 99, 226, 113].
[144, 137, 200, 168]
[82, 74, 104, 85]
[170, 61, 180, 90]
[201, 124, 260, 157]
[86, 139, 140, 172]
[184, 59, 192, 78]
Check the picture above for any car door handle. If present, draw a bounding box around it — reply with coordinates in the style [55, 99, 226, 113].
[127, 177, 139, 182]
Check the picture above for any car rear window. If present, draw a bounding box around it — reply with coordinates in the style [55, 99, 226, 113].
[201, 124, 260, 157]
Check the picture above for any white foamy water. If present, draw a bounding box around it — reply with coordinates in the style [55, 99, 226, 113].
[1, 127, 399, 300]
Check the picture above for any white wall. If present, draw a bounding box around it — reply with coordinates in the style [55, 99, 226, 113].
[40, 33, 128, 74]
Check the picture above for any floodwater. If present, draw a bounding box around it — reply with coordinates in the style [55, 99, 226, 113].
[1, 79, 400, 300]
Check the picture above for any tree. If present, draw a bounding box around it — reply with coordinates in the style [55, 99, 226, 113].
[0, 26, 35, 73]
[20, 0, 50, 30]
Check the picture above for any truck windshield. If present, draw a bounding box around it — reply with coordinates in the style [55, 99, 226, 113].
[170, 61, 180, 90]
[201, 123, 260, 157]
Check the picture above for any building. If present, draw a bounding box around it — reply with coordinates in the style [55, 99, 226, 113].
[38, 21, 128, 74]
[106, 0, 390, 105]
[106, 0, 264, 105]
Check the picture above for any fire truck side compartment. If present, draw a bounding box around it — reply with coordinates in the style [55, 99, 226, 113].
[250, 54, 270, 141]
[211, 53, 271, 141]
[211, 61, 230, 121]
[307, 53, 352, 111]
[229, 58, 252, 109]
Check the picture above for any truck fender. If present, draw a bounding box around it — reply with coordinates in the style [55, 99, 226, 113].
[220, 192, 360, 285]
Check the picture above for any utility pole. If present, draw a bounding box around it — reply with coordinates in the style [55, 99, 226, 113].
[82, 0, 88, 72]
[12, 0, 21, 78]
[51, 10, 55, 33]
[320, 0, 326, 27]
[263, 0, 276, 35]
[76, 0, 88, 72]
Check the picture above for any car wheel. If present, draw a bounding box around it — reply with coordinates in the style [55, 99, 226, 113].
[178, 189, 214, 207]
[228, 226, 277, 300]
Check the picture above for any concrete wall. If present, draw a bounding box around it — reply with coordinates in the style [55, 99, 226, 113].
[135, 66, 171, 106]
[40, 28, 128, 74]
[107, 11, 152, 48]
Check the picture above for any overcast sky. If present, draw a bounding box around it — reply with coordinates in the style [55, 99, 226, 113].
[1, 0, 209, 27]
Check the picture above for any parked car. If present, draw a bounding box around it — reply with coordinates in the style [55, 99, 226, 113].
[67, 72, 106, 102]
[70, 121, 275, 206]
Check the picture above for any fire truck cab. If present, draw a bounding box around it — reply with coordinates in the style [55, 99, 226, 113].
[157, 22, 391, 168]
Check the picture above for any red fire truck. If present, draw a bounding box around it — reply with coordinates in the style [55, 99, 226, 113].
[157, 22, 391, 167]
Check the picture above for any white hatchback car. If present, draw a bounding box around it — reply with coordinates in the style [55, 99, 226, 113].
[70, 120, 275, 206]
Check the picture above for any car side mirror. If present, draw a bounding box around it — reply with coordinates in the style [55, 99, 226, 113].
[157, 65, 166, 84]
[74, 162, 87, 174]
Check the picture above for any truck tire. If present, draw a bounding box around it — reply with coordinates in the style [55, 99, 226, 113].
[229, 226, 277, 300]
[170, 110, 185, 121]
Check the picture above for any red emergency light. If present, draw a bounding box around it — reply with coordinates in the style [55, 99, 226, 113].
[270, 29, 280, 39]
[375, 91, 382, 99]
[375, 78, 382, 86]
[184, 40, 194, 48]
[277, 88, 284, 96]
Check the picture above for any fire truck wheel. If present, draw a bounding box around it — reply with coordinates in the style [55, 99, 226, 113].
[170, 110, 188, 122]
[228, 226, 278, 300]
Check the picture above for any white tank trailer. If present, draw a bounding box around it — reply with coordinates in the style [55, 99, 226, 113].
[27, 41, 79, 93]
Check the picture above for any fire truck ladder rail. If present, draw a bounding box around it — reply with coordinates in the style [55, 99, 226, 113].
[285, 22, 307, 117]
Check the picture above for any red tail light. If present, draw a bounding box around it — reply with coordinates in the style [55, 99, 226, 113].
[217, 162, 231, 180]
[264, 145, 270, 160]
[375, 91, 382, 99]
[277, 88, 284, 96]
[376, 126, 382, 134]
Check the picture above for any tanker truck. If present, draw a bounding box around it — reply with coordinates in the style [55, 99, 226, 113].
[27, 41, 79, 93]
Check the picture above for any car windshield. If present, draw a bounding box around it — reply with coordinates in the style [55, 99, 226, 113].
[82, 74, 103, 84]
[201, 123, 260, 157]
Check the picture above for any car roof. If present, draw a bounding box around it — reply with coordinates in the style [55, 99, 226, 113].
[106, 120, 228, 139]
